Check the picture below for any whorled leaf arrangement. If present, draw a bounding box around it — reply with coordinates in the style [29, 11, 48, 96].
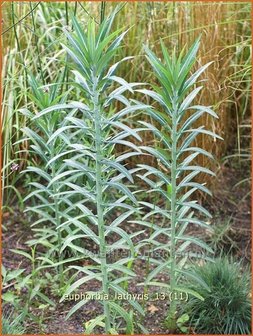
[18, 11, 223, 334]
[32, 11, 150, 334]
[135, 38, 223, 328]
[18, 73, 78, 289]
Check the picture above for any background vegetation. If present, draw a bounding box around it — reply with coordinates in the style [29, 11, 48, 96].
[2, 1, 251, 208]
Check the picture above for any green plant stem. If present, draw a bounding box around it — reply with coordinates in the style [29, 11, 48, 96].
[143, 201, 156, 307]
[93, 73, 111, 332]
[29, 2, 45, 85]
[25, 247, 36, 314]
[74, 2, 78, 16]
[100, 2, 106, 24]
[51, 151, 64, 288]
[169, 97, 178, 321]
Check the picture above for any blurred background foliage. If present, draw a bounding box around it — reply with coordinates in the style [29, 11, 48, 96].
[1, 1, 251, 208]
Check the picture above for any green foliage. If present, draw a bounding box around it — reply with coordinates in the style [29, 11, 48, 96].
[185, 258, 251, 334]
[25, 10, 149, 334]
[207, 218, 238, 253]
[1, 264, 26, 309]
[1, 260, 53, 334]
[18, 72, 77, 288]
[1, 2, 66, 208]
[164, 313, 189, 333]
[3, 3, 250, 334]
[3, 248, 55, 310]
[2, 2, 251, 210]
[1, 310, 26, 335]
[135, 37, 222, 327]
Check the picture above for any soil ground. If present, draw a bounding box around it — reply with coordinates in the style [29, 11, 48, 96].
[2, 161, 251, 334]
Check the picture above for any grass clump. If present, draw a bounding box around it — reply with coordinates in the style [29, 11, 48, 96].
[185, 257, 251, 334]
[1, 310, 26, 335]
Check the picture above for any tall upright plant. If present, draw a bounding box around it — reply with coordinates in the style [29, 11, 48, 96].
[18, 74, 78, 288]
[32, 10, 149, 334]
[135, 38, 223, 330]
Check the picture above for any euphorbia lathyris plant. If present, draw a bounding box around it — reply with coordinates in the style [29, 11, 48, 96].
[33, 10, 149, 334]
[18, 74, 76, 289]
[136, 38, 223, 330]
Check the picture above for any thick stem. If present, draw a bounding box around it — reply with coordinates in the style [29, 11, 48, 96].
[169, 97, 178, 320]
[93, 74, 111, 332]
